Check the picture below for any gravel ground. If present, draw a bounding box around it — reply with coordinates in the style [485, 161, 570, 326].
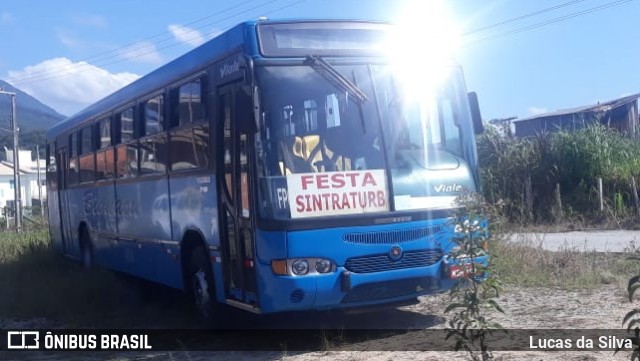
[1, 284, 635, 361]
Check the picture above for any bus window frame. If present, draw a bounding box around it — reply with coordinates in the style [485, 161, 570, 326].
[168, 72, 208, 130]
[68, 131, 79, 187]
[112, 103, 140, 180]
[168, 73, 211, 174]
[141, 91, 166, 137]
[139, 91, 169, 177]
[77, 124, 96, 184]
[95, 116, 115, 183]
[46, 142, 57, 190]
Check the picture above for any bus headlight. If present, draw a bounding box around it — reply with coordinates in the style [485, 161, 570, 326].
[291, 259, 309, 275]
[315, 258, 332, 273]
[271, 258, 336, 276]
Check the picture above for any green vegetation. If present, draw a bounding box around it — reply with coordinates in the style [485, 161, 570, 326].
[624, 255, 640, 361]
[1, 226, 637, 328]
[0, 128, 46, 160]
[494, 240, 640, 289]
[478, 122, 640, 227]
[445, 195, 504, 361]
[0, 228, 195, 328]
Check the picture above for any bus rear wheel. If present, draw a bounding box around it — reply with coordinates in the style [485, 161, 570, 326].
[188, 246, 224, 325]
[80, 227, 94, 270]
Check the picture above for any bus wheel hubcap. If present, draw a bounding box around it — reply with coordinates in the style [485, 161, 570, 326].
[193, 270, 210, 314]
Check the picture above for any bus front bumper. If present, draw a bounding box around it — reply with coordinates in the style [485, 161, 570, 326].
[255, 260, 460, 313]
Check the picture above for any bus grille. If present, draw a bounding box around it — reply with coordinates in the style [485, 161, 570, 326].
[341, 277, 440, 303]
[344, 249, 443, 273]
[342, 226, 441, 245]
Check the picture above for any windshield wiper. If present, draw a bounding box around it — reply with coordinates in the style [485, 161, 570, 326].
[304, 55, 368, 104]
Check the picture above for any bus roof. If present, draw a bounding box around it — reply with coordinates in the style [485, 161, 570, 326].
[46, 19, 391, 141]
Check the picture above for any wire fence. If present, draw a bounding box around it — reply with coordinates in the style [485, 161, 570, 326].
[1, 204, 48, 231]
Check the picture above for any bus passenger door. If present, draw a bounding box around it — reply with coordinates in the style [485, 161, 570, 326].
[57, 148, 72, 254]
[217, 82, 258, 306]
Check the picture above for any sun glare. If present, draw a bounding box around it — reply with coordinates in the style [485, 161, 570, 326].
[385, 0, 461, 99]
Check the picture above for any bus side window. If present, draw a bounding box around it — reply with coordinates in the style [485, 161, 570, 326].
[222, 93, 233, 197]
[139, 95, 168, 175]
[140, 136, 167, 174]
[46, 143, 57, 189]
[68, 132, 79, 186]
[144, 94, 164, 136]
[168, 77, 209, 171]
[169, 77, 206, 129]
[240, 133, 250, 218]
[169, 127, 210, 171]
[96, 117, 114, 181]
[78, 125, 95, 183]
[116, 107, 138, 178]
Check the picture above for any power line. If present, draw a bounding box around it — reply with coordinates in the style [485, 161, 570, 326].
[9, 0, 310, 86]
[7, 0, 266, 84]
[463, 0, 590, 35]
[10, 0, 630, 85]
[464, 0, 635, 45]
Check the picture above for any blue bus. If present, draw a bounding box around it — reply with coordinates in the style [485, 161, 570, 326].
[46, 19, 486, 321]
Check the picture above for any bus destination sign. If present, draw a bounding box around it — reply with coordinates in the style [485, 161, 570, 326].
[286, 170, 389, 218]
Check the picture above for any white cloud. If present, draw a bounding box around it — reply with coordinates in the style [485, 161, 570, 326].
[70, 13, 108, 28]
[56, 28, 81, 48]
[528, 106, 548, 115]
[7, 57, 140, 116]
[168, 24, 205, 47]
[1, 12, 12, 24]
[118, 41, 164, 65]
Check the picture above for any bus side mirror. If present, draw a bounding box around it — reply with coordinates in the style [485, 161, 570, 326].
[468, 92, 484, 134]
[236, 87, 257, 133]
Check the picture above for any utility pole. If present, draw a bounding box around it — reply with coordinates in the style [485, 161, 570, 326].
[36, 144, 43, 219]
[0, 89, 21, 232]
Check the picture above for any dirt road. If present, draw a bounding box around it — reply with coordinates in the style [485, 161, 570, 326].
[510, 230, 640, 252]
[1, 284, 635, 361]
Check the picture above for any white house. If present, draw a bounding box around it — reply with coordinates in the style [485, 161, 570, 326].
[0, 148, 46, 213]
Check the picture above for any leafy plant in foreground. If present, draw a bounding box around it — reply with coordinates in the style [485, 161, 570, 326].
[445, 194, 505, 361]
[622, 255, 640, 360]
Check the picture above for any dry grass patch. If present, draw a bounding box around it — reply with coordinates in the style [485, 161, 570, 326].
[493, 237, 640, 289]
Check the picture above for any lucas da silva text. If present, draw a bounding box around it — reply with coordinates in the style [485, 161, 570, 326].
[530, 335, 632, 350]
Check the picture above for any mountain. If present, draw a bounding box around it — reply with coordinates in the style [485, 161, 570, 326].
[0, 79, 65, 131]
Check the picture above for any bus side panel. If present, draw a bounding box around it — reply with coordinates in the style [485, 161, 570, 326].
[165, 174, 219, 289]
[83, 184, 118, 269]
[115, 177, 173, 284]
[47, 188, 63, 252]
[64, 187, 86, 258]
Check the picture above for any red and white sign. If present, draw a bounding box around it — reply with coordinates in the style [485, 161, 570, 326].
[287, 170, 389, 218]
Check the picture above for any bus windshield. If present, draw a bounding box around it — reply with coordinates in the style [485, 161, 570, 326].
[255, 63, 476, 220]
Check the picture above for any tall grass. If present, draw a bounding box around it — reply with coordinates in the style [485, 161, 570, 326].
[0, 229, 195, 328]
[493, 239, 639, 289]
[0, 228, 635, 331]
[478, 122, 640, 226]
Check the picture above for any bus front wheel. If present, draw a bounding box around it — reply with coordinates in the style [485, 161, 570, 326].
[188, 246, 223, 324]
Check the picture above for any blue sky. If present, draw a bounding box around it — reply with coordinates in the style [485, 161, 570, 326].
[0, 0, 638, 121]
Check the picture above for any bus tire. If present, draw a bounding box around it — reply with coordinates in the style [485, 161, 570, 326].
[188, 246, 224, 325]
[80, 227, 94, 270]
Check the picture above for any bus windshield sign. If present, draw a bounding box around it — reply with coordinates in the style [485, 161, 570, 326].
[287, 170, 389, 218]
[257, 22, 390, 57]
